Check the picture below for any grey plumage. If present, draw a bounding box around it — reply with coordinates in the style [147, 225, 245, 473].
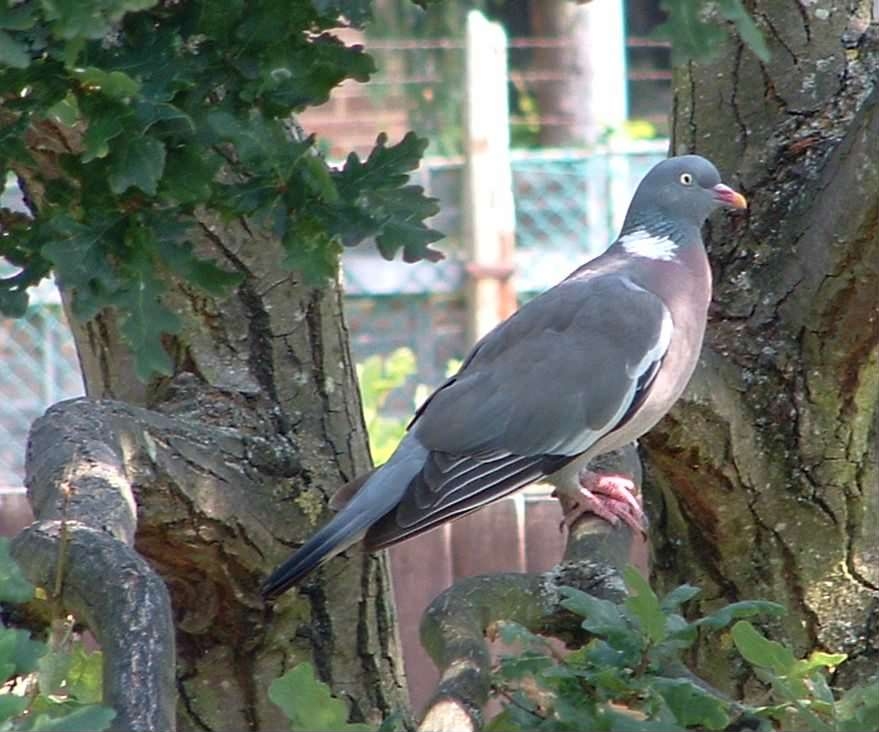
[261, 155, 746, 599]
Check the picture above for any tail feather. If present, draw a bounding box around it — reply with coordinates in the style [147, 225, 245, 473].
[261, 434, 427, 599]
[260, 511, 371, 598]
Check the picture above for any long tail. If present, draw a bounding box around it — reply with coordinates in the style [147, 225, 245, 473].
[261, 434, 427, 599]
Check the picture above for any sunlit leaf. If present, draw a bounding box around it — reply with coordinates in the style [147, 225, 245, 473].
[623, 567, 667, 644]
[731, 620, 796, 674]
[269, 662, 371, 731]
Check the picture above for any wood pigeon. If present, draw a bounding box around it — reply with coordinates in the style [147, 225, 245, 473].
[262, 154, 746, 599]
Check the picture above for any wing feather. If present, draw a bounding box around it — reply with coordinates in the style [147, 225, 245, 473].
[365, 273, 672, 549]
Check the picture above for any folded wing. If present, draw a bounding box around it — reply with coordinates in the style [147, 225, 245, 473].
[365, 274, 672, 549]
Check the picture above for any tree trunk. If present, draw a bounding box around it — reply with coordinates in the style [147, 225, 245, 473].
[24, 203, 409, 729]
[528, 0, 590, 147]
[644, 2, 878, 694]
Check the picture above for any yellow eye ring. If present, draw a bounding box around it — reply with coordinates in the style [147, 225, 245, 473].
[680, 172, 694, 186]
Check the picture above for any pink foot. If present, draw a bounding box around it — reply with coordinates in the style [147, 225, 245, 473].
[553, 471, 647, 535]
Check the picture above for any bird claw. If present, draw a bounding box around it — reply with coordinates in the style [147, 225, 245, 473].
[553, 471, 647, 536]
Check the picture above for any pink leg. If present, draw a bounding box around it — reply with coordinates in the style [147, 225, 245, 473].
[553, 470, 647, 535]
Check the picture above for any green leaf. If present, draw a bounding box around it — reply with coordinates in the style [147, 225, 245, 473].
[310, 0, 373, 26]
[577, 638, 632, 670]
[808, 669, 835, 705]
[837, 681, 879, 732]
[497, 651, 554, 682]
[28, 705, 115, 731]
[334, 132, 426, 204]
[65, 646, 104, 704]
[41, 0, 158, 40]
[81, 104, 127, 162]
[206, 110, 312, 181]
[330, 132, 444, 262]
[282, 218, 342, 285]
[559, 587, 632, 641]
[268, 662, 371, 731]
[0, 626, 46, 680]
[717, 0, 770, 62]
[212, 179, 281, 218]
[72, 67, 140, 99]
[38, 645, 75, 696]
[788, 650, 847, 679]
[0, 538, 34, 603]
[112, 243, 179, 380]
[493, 691, 543, 730]
[0, 693, 29, 719]
[0, 3, 36, 31]
[0, 29, 30, 69]
[485, 708, 522, 732]
[46, 93, 81, 127]
[42, 0, 111, 39]
[243, 33, 375, 115]
[695, 600, 785, 631]
[653, 677, 730, 730]
[598, 705, 686, 731]
[623, 567, 667, 644]
[160, 146, 221, 205]
[300, 154, 340, 204]
[153, 236, 243, 297]
[0, 284, 29, 317]
[41, 216, 120, 320]
[133, 100, 194, 134]
[731, 620, 796, 674]
[660, 584, 701, 612]
[496, 620, 543, 648]
[108, 136, 167, 195]
[34, 640, 104, 705]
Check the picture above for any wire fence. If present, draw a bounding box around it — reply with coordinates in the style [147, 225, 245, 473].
[0, 144, 666, 489]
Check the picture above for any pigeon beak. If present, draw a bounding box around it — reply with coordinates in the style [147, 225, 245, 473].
[712, 183, 748, 209]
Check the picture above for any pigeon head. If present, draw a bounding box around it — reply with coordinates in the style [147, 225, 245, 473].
[621, 155, 747, 240]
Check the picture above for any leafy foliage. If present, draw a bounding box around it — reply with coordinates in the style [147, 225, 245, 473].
[268, 662, 403, 732]
[730, 621, 878, 732]
[0, 539, 115, 731]
[487, 568, 876, 731]
[356, 348, 462, 464]
[357, 347, 417, 464]
[269, 663, 372, 731]
[0, 0, 442, 378]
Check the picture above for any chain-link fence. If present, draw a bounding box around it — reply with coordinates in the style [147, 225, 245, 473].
[0, 144, 666, 488]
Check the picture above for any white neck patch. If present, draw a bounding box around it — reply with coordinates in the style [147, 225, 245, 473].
[619, 229, 678, 261]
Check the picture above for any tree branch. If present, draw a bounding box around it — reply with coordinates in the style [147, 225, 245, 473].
[417, 445, 641, 732]
[10, 398, 177, 732]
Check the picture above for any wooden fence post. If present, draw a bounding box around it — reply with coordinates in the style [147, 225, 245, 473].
[463, 10, 517, 344]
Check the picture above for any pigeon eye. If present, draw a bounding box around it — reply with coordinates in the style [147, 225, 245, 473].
[680, 173, 694, 186]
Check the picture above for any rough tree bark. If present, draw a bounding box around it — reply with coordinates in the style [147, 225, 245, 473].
[11, 195, 409, 726]
[643, 1, 878, 694]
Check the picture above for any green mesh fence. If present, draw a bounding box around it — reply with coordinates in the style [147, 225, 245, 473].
[0, 146, 666, 487]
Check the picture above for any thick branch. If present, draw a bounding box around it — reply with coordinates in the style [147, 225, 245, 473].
[417, 445, 640, 732]
[10, 398, 176, 732]
[11, 524, 176, 732]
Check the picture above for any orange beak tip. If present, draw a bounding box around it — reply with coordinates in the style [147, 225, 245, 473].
[713, 183, 748, 210]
